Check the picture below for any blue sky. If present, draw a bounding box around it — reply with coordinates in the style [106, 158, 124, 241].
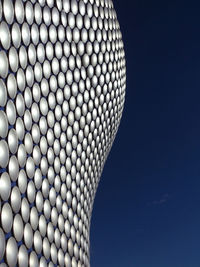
[91, 0, 200, 266]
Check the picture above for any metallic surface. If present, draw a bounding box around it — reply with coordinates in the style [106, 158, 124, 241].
[0, 0, 126, 266]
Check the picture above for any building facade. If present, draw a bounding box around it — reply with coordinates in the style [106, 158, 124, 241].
[0, 0, 126, 266]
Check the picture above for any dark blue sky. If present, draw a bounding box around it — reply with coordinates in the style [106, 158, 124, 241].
[91, 0, 200, 266]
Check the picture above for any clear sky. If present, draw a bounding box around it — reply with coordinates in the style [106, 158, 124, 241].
[90, 0, 200, 266]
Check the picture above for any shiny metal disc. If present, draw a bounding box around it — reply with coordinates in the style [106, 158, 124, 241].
[34, 230, 42, 254]
[29, 251, 38, 267]
[19, 46, 27, 69]
[18, 244, 28, 267]
[24, 223, 33, 249]
[0, 21, 10, 49]
[0, 51, 8, 78]
[6, 237, 18, 267]
[3, 0, 14, 24]
[9, 47, 19, 73]
[11, 186, 21, 213]
[8, 128, 18, 154]
[8, 155, 19, 182]
[13, 214, 24, 242]
[0, 111, 8, 138]
[15, 0, 24, 24]
[0, 140, 9, 168]
[11, 23, 21, 48]
[0, 228, 5, 261]
[21, 198, 30, 223]
[0, 79, 7, 106]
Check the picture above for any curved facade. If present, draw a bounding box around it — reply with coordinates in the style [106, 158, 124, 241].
[0, 0, 126, 266]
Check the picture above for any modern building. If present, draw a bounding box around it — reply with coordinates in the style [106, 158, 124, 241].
[0, 0, 126, 266]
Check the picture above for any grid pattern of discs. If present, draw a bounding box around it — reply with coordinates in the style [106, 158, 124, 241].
[0, 0, 126, 266]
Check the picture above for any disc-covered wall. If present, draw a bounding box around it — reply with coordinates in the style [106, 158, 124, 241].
[0, 0, 126, 266]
